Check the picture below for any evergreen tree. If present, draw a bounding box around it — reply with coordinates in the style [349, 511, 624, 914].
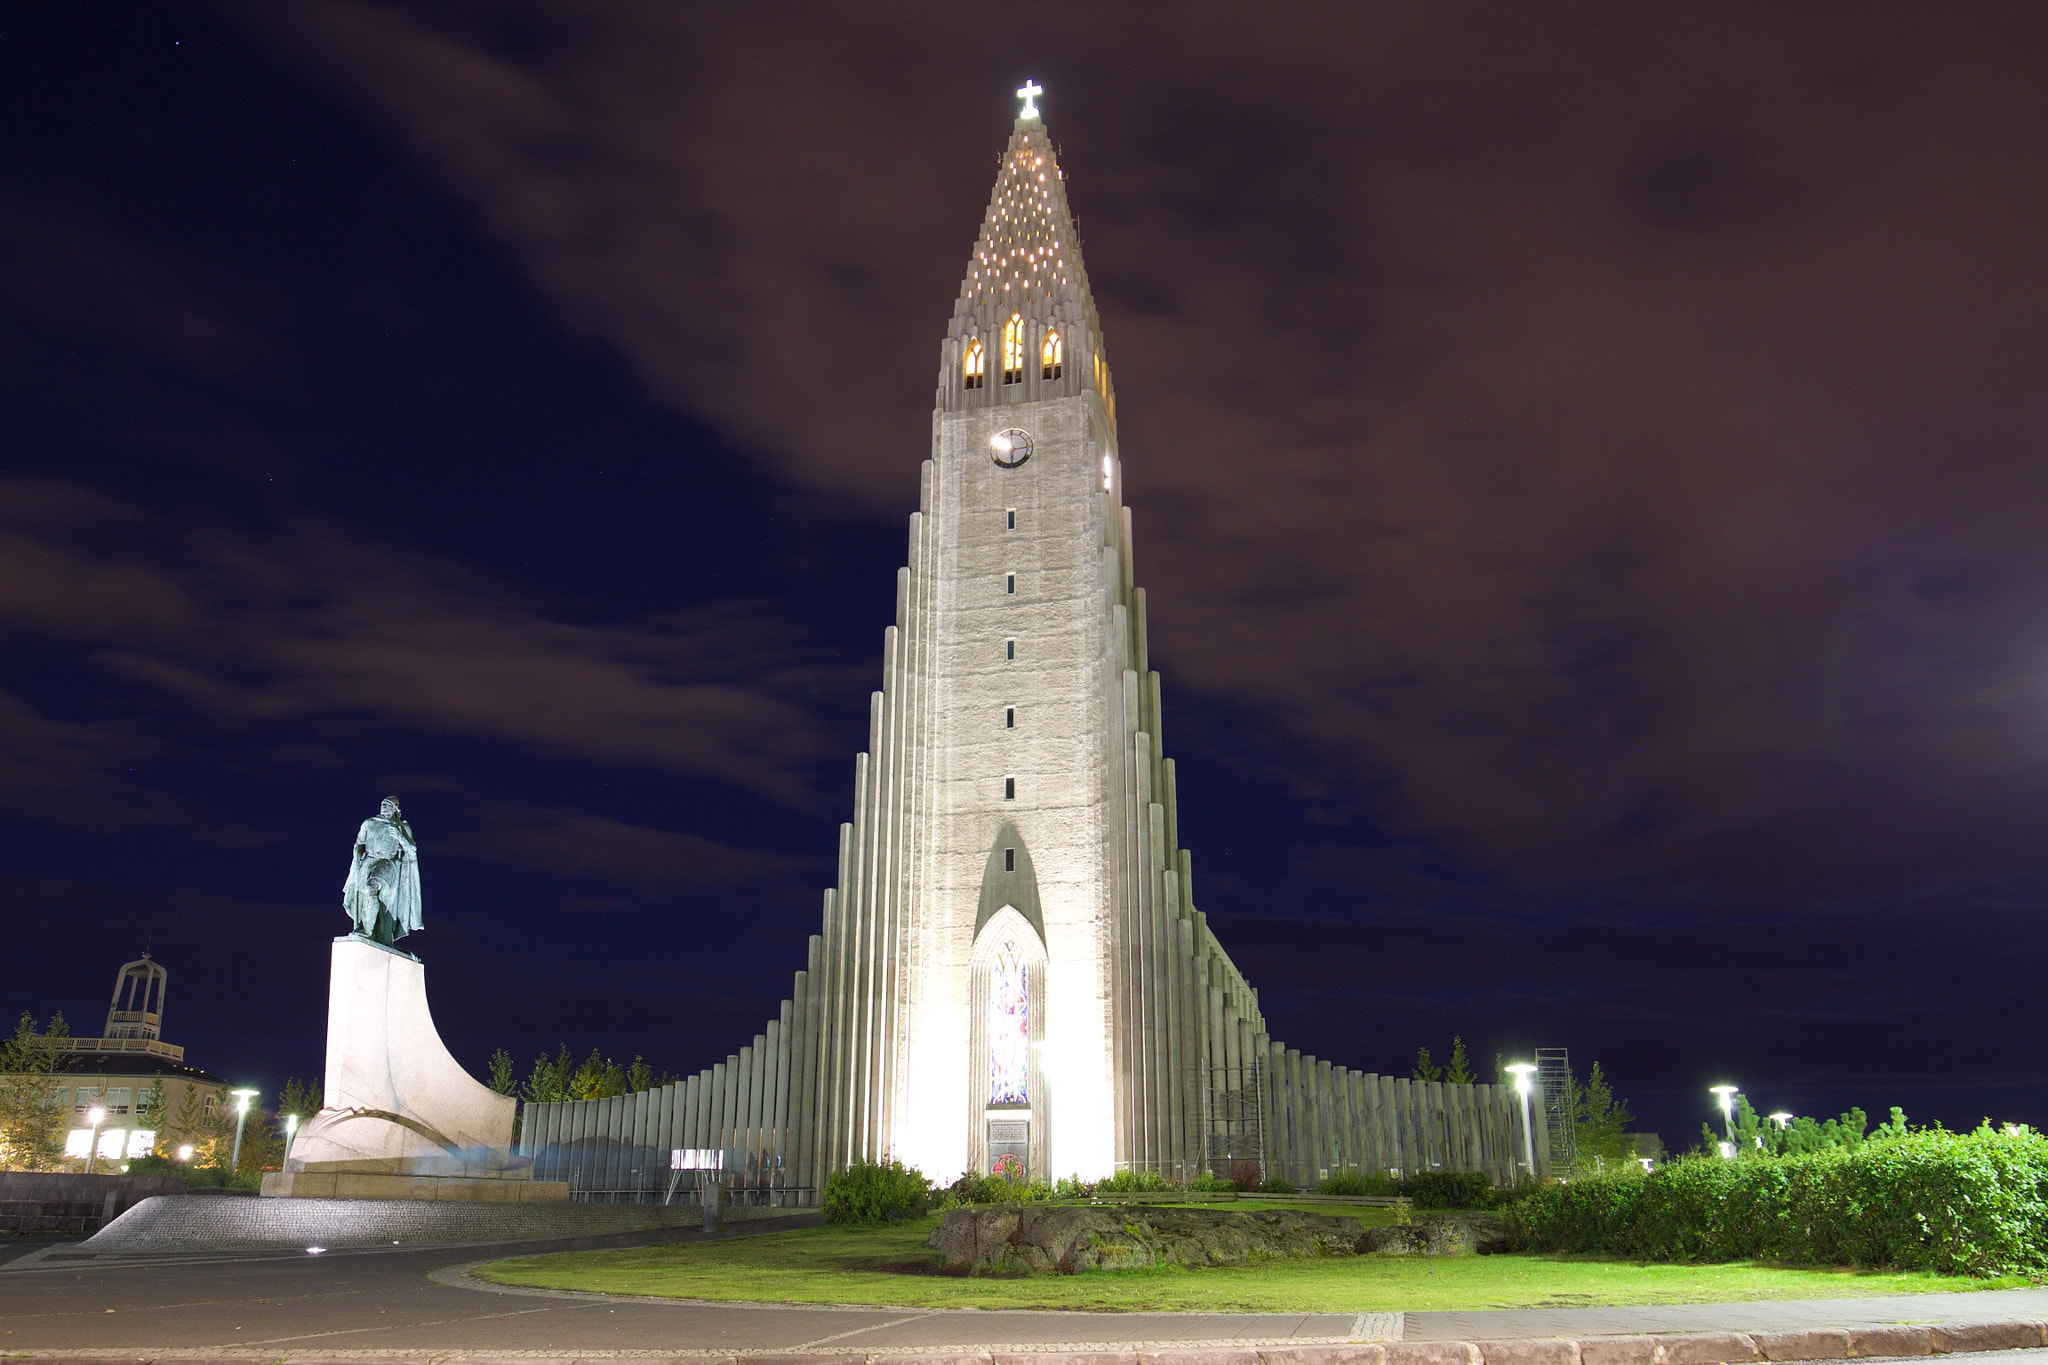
[488, 1048, 516, 1095]
[1572, 1060, 1636, 1167]
[0, 1011, 71, 1170]
[1446, 1036, 1475, 1086]
[1412, 1046, 1443, 1083]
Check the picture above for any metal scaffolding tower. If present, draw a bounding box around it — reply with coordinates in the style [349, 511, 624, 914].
[1536, 1047, 1578, 1177]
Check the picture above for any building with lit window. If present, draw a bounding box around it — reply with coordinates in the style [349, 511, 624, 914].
[51, 956, 227, 1164]
[517, 87, 1541, 1197]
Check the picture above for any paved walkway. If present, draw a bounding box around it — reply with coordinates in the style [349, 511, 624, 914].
[1, 1226, 2044, 1359]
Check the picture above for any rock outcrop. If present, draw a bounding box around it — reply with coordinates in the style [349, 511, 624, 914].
[928, 1204, 1508, 1273]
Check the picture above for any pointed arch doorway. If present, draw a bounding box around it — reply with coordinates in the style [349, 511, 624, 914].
[968, 823, 1048, 1178]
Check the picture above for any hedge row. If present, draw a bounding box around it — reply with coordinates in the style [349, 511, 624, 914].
[1509, 1126, 2048, 1277]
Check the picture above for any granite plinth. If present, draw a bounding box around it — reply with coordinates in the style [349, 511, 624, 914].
[282, 935, 518, 1183]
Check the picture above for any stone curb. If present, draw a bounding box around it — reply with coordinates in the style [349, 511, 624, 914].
[6, 1327, 2048, 1364]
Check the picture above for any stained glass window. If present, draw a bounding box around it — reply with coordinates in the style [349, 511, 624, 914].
[1002, 314, 1024, 384]
[988, 939, 1029, 1105]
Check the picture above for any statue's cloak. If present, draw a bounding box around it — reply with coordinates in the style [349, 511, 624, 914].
[343, 813, 423, 939]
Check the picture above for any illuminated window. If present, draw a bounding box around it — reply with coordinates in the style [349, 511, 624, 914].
[1002, 315, 1024, 384]
[1042, 329, 1062, 379]
[963, 339, 985, 390]
[988, 939, 1029, 1104]
[1004, 776, 1016, 800]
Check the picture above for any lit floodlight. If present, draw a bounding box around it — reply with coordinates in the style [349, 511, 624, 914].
[1768, 1112, 1793, 1129]
[83, 1105, 109, 1175]
[1709, 1084, 1740, 1148]
[177, 1144, 194, 1161]
[1504, 1063, 1539, 1179]
[228, 1087, 261, 1173]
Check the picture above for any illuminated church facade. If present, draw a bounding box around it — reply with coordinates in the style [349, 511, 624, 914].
[519, 88, 1542, 1196]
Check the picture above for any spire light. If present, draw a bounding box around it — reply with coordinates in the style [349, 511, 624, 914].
[1017, 79, 1043, 119]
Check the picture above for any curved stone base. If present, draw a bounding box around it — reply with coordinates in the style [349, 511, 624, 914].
[283, 936, 516, 1180]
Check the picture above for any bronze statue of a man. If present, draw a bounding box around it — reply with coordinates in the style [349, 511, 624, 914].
[343, 796, 423, 946]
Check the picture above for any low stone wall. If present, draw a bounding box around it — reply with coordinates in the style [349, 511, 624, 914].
[71, 1192, 807, 1253]
[929, 1204, 1508, 1273]
[0, 1171, 186, 1234]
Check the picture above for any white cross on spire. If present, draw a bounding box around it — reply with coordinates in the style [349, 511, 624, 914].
[1016, 79, 1043, 119]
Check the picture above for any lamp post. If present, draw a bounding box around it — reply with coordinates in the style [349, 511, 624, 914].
[83, 1106, 107, 1175]
[1506, 1063, 1539, 1180]
[228, 1088, 260, 1175]
[1768, 1112, 1792, 1130]
[1709, 1085, 1739, 1155]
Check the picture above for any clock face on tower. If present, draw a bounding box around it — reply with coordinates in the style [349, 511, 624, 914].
[989, 428, 1033, 469]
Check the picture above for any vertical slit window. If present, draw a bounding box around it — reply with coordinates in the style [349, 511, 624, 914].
[1002, 315, 1024, 384]
[963, 339, 985, 390]
[1005, 638, 1015, 660]
[1004, 776, 1016, 801]
[1005, 706, 1015, 729]
[1004, 847, 1016, 872]
[1005, 572, 1016, 595]
[1042, 328, 1062, 379]
[1006, 508, 1016, 530]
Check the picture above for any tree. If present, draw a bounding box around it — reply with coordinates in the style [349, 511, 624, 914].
[1412, 1046, 1442, 1083]
[167, 1083, 205, 1154]
[1573, 1060, 1635, 1167]
[277, 1076, 322, 1122]
[1446, 1036, 1475, 1086]
[137, 1077, 168, 1154]
[488, 1049, 515, 1095]
[0, 1011, 71, 1171]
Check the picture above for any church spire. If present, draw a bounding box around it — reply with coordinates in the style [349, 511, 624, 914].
[939, 85, 1114, 428]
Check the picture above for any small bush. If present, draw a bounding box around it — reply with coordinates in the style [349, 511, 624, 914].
[1259, 1176, 1297, 1194]
[1405, 1169, 1493, 1209]
[1509, 1125, 2048, 1277]
[822, 1159, 932, 1224]
[1187, 1172, 1236, 1192]
[1097, 1168, 1176, 1194]
[1319, 1169, 1400, 1197]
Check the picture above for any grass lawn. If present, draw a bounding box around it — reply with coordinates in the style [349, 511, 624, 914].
[474, 1211, 2031, 1313]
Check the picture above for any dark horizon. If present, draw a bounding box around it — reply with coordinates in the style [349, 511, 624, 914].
[3, 2, 2045, 1160]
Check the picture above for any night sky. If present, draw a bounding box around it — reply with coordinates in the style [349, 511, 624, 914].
[5, 4, 2046, 1156]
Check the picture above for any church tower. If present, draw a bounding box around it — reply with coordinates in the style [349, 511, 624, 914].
[518, 88, 1537, 1195]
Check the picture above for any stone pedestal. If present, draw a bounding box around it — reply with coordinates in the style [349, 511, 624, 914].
[269, 935, 560, 1202]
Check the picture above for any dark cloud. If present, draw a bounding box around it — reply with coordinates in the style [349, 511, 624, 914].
[0, 476, 845, 812]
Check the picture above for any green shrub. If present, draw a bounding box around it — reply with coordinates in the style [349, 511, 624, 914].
[1259, 1176, 1296, 1194]
[1509, 1125, 2048, 1277]
[1097, 1168, 1176, 1194]
[1319, 1169, 1400, 1197]
[1405, 1169, 1493, 1209]
[821, 1160, 932, 1224]
[1187, 1172, 1236, 1192]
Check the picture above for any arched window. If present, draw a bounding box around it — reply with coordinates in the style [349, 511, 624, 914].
[1001, 314, 1024, 385]
[963, 339, 985, 390]
[1041, 329, 1062, 380]
[987, 938, 1029, 1104]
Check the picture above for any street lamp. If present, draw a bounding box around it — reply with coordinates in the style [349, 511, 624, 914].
[228, 1088, 260, 1174]
[1506, 1063, 1539, 1179]
[1709, 1085, 1739, 1153]
[83, 1106, 107, 1175]
[1768, 1112, 1792, 1130]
